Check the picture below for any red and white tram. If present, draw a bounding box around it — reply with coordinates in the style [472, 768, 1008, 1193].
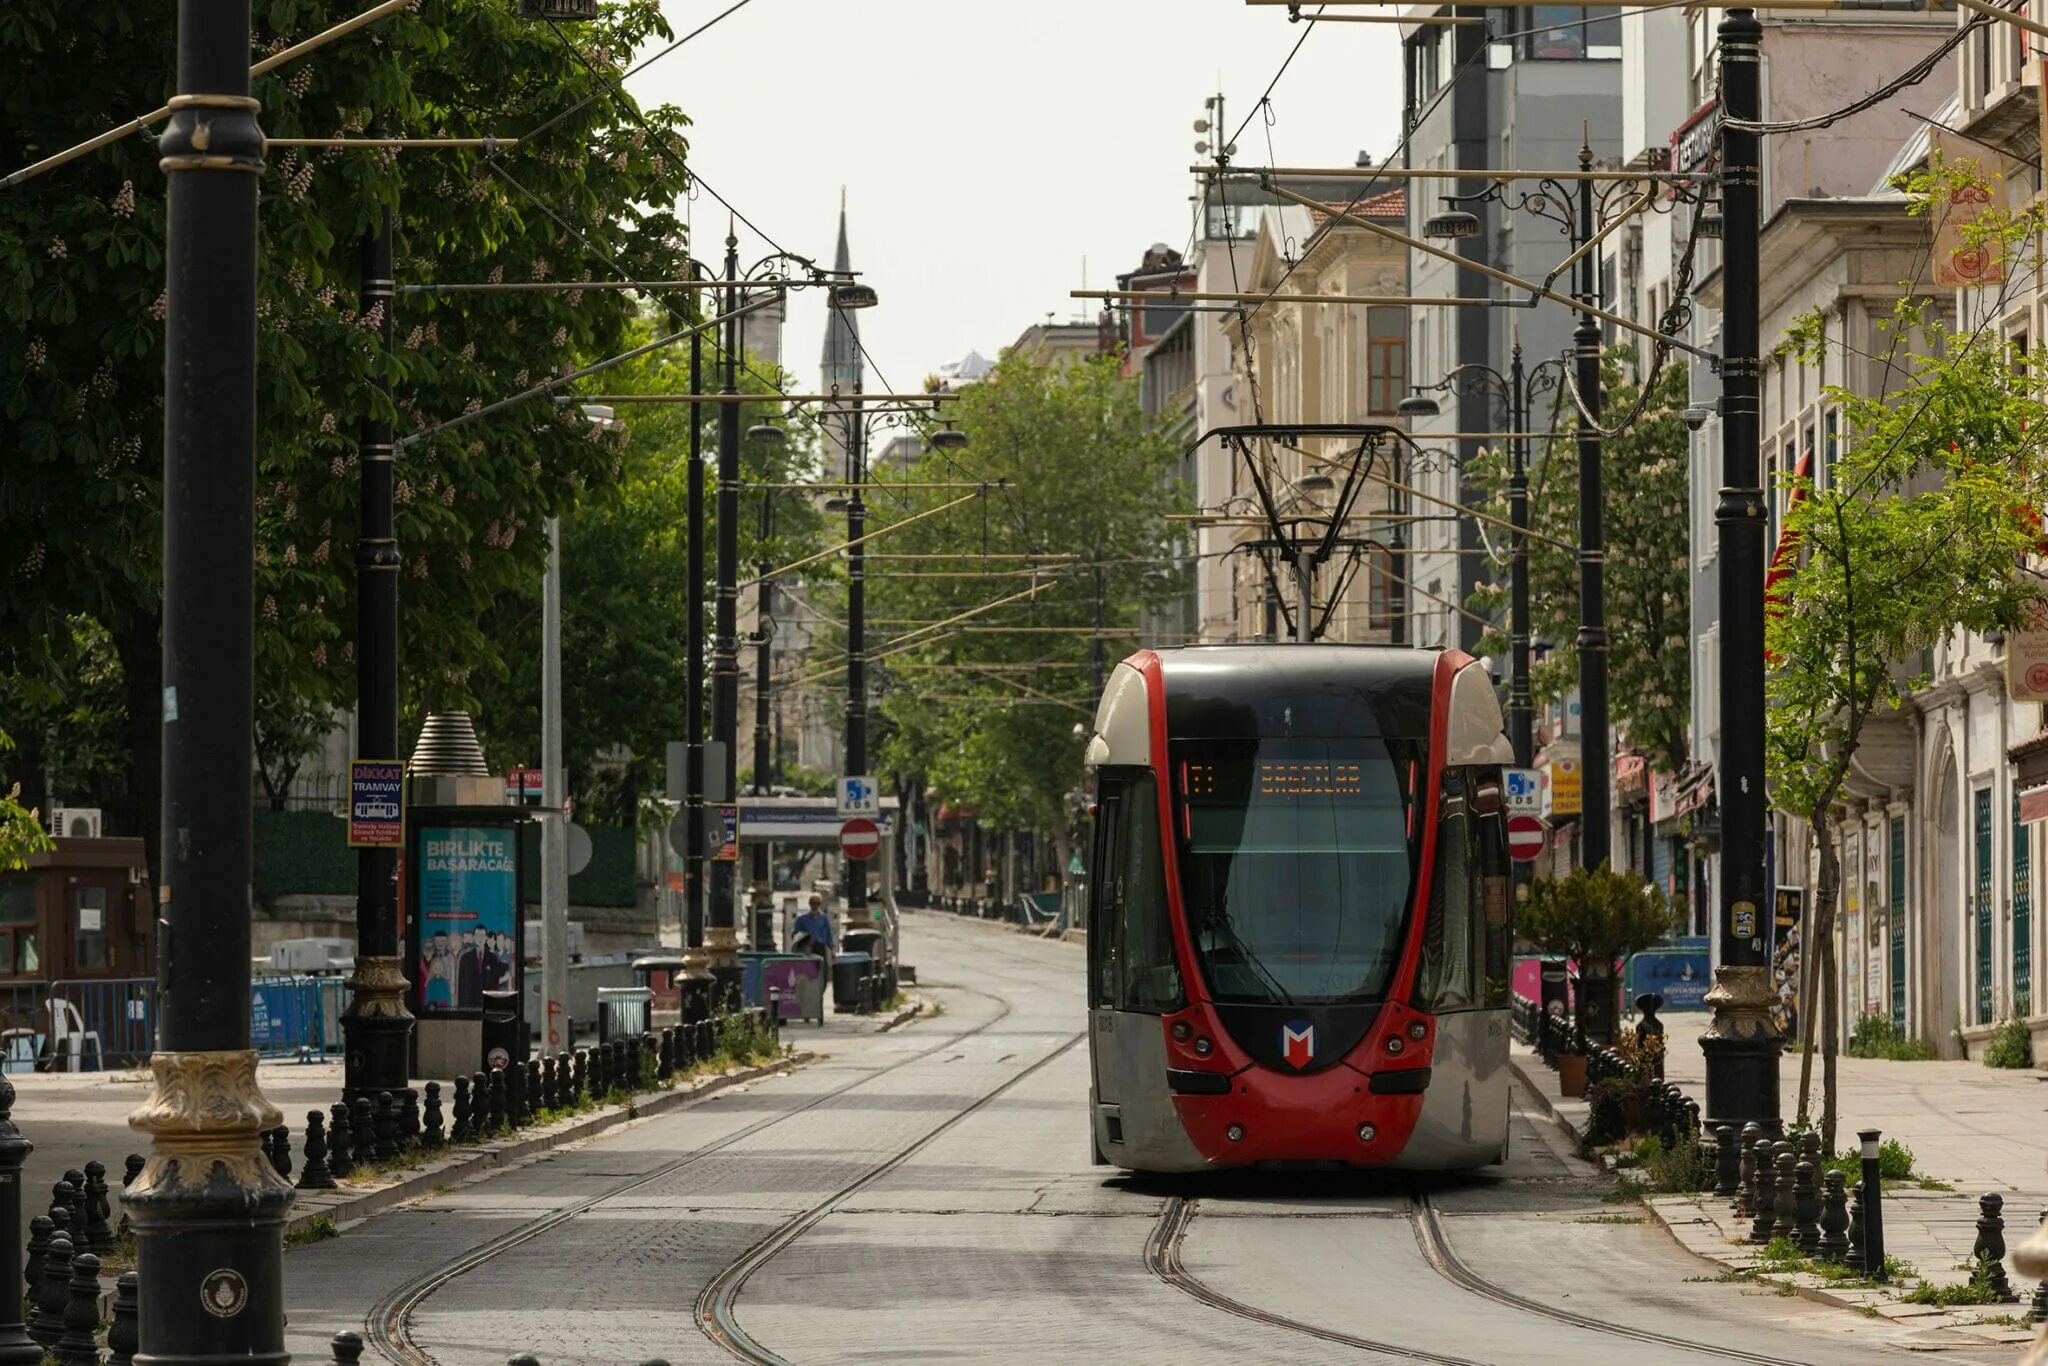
[1084, 644, 1516, 1173]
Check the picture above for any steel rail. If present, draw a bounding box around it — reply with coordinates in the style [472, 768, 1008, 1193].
[697, 1033, 1087, 1363]
[1408, 1193, 1812, 1366]
[1145, 1197, 1484, 1365]
[365, 981, 1024, 1366]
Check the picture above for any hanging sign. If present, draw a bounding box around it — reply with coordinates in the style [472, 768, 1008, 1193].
[348, 760, 404, 848]
[2010, 600, 2048, 702]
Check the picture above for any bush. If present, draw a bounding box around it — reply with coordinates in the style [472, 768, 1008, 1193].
[1636, 1133, 1715, 1194]
[1819, 1136, 1916, 1184]
[1846, 1014, 1935, 1061]
[711, 1009, 779, 1070]
[1984, 1012, 2033, 1070]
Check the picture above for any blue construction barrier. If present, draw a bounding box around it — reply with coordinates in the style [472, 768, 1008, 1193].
[249, 975, 338, 1060]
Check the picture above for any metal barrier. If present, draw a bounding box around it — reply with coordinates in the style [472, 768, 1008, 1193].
[249, 976, 337, 1061]
[46, 978, 153, 1069]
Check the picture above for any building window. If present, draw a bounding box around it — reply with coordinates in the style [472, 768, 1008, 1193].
[1823, 411, 1839, 487]
[1523, 6, 1620, 60]
[1367, 307, 1408, 415]
[74, 886, 109, 971]
[1411, 32, 1441, 103]
[0, 882, 33, 979]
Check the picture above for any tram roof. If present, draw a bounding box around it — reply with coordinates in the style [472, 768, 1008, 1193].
[1149, 644, 1444, 741]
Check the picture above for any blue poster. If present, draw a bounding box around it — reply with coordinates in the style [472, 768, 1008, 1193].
[416, 825, 518, 1015]
[1626, 946, 1711, 1011]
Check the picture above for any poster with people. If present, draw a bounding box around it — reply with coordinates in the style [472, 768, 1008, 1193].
[415, 824, 519, 1015]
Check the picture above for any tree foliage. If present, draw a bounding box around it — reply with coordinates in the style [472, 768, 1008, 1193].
[863, 352, 1187, 858]
[1518, 863, 1684, 1041]
[1, 0, 694, 852]
[1767, 155, 2048, 1150]
[1467, 347, 1692, 774]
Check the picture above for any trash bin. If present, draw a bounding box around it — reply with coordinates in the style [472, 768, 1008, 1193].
[595, 986, 652, 1044]
[481, 989, 526, 1072]
[831, 952, 873, 1014]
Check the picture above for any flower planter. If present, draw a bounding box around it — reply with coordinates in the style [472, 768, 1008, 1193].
[1557, 1051, 1588, 1097]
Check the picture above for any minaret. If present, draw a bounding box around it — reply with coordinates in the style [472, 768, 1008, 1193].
[820, 190, 863, 479]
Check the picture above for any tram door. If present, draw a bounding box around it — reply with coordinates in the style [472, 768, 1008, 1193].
[1089, 767, 1182, 1154]
[1087, 777, 1127, 1118]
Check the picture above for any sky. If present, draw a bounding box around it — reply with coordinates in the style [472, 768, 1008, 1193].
[630, 0, 1407, 395]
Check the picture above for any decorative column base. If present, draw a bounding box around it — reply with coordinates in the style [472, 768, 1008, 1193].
[340, 955, 414, 1108]
[680, 947, 714, 1025]
[705, 927, 742, 1010]
[126, 1051, 295, 1366]
[1699, 964, 1783, 1137]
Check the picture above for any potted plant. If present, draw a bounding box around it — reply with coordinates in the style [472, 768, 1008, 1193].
[1518, 864, 1685, 1096]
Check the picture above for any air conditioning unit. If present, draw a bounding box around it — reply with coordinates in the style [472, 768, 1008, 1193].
[47, 807, 103, 839]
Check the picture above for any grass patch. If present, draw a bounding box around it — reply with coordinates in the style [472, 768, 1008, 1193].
[1846, 1014, 1936, 1061]
[284, 1216, 338, 1248]
[1985, 1013, 2034, 1070]
[1902, 1262, 2016, 1306]
[1604, 1173, 1649, 1204]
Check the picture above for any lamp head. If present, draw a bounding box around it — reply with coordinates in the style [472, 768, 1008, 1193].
[823, 495, 850, 514]
[1424, 199, 1482, 240]
[929, 423, 969, 452]
[1296, 473, 1336, 494]
[747, 417, 788, 446]
[1397, 392, 1442, 419]
[517, 0, 598, 18]
[829, 282, 879, 311]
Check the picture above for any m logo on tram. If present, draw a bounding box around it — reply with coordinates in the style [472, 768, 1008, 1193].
[1281, 1020, 1315, 1069]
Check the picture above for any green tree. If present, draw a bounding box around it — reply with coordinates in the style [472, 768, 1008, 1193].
[1466, 348, 1692, 775]
[862, 351, 1187, 879]
[1, 0, 694, 871]
[1518, 864, 1684, 1045]
[1768, 156, 2048, 1151]
[0, 731, 55, 872]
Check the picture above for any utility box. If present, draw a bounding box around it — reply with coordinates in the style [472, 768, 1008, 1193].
[481, 989, 527, 1071]
[595, 986, 651, 1044]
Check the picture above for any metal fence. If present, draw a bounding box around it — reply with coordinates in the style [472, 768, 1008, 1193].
[250, 976, 347, 1060]
[0, 974, 348, 1069]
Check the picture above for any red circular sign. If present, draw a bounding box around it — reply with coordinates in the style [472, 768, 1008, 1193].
[1506, 815, 1547, 863]
[839, 818, 881, 860]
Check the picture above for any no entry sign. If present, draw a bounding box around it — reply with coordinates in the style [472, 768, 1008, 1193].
[839, 817, 880, 860]
[1506, 814, 1547, 863]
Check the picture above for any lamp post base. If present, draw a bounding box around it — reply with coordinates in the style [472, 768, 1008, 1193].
[1700, 964, 1783, 1137]
[126, 1051, 295, 1366]
[341, 955, 415, 1107]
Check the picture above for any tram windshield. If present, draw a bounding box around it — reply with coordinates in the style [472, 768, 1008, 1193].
[1171, 737, 1421, 1006]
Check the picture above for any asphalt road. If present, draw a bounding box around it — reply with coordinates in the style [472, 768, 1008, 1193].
[281, 913, 2017, 1366]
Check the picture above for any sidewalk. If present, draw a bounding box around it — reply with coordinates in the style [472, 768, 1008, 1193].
[3, 994, 925, 1250]
[1510, 1034, 2046, 1349]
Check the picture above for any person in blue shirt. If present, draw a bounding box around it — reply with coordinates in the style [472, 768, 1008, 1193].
[791, 894, 835, 959]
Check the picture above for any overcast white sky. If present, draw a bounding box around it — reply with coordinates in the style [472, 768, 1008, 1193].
[632, 0, 1407, 393]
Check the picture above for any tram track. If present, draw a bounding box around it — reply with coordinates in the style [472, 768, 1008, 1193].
[695, 1031, 1086, 1363]
[1146, 1192, 1820, 1366]
[365, 977, 1034, 1366]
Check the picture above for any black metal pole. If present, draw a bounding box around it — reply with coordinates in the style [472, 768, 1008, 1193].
[682, 262, 709, 1019]
[708, 234, 742, 999]
[1858, 1129, 1887, 1279]
[1574, 144, 1611, 875]
[0, 1079, 37, 1366]
[1700, 5, 1782, 1137]
[1091, 567, 1105, 704]
[1507, 344, 1534, 771]
[751, 491, 774, 944]
[342, 116, 412, 1109]
[845, 379, 870, 932]
[132, 3, 293, 1359]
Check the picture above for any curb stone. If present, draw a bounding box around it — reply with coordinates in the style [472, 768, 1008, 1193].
[281, 1050, 811, 1238]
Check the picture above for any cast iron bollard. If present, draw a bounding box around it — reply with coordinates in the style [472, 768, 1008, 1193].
[330, 1330, 365, 1366]
[657, 1027, 674, 1081]
[374, 1091, 401, 1161]
[593, 1042, 610, 1097]
[401, 1089, 422, 1151]
[1975, 1193, 2018, 1300]
[351, 1096, 378, 1169]
[537, 1058, 554, 1114]
[54, 1251, 100, 1366]
[424, 1081, 445, 1148]
[506, 1058, 526, 1128]
[1858, 1128, 1888, 1281]
[1747, 1143, 1778, 1244]
[328, 1102, 356, 1178]
[1819, 1169, 1850, 1262]
[118, 1152, 143, 1238]
[269, 1124, 294, 1181]
[1772, 1149, 1798, 1246]
[488, 1068, 507, 1135]
[33, 1231, 71, 1349]
[1713, 1124, 1738, 1197]
[1736, 1123, 1761, 1217]
[529, 1058, 544, 1114]
[298, 1111, 337, 1190]
[24, 1215, 50, 1306]
[106, 1272, 138, 1366]
[452, 1076, 472, 1143]
[62, 1171, 85, 1236]
[81, 1161, 113, 1254]
[572, 1049, 588, 1102]
[471, 1072, 491, 1137]
[2032, 1213, 2048, 1324]
[1847, 1174, 1867, 1272]
[1793, 1159, 1821, 1255]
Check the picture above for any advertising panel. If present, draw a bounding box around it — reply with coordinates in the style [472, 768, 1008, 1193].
[414, 824, 520, 1015]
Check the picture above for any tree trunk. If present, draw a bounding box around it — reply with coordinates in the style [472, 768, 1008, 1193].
[1810, 824, 1844, 1152]
[109, 613, 162, 897]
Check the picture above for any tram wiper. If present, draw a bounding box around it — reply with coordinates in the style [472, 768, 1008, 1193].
[1202, 913, 1293, 1003]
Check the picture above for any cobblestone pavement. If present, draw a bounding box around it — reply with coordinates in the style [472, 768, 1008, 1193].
[279, 920, 2023, 1365]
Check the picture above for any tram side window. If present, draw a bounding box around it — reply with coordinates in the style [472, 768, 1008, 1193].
[1118, 773, 1183, 1012]
[1088, 784, 1125, 1010]
[1472, 773, 1512, 1008]
[1415, 771, 1479, 1011]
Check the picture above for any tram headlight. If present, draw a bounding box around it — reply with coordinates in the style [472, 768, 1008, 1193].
[1407, 1021, 1428, 1042]
[1357, 1123, 1377, 1143]
[1226, 1124, 1245, 1143]
[1385, 1035, 1405, 1056]
[1172, 1021, 1193, 1043]
[1194, 1036, 1214, 1057]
